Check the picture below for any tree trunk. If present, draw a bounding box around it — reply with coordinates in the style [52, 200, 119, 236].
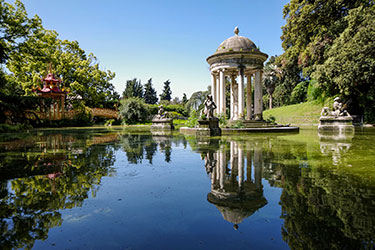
[269, 95, 273, 109]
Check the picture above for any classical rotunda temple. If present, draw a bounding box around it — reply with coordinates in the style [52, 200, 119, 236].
[207, 27, 268, 121]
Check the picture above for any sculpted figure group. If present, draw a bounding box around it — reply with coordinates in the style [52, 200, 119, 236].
[321, 97, 351, 117]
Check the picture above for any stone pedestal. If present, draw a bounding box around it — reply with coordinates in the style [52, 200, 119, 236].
[318, 116, 354, 132]
[151, 118, 174, 130]
[196, 118, 221, 137]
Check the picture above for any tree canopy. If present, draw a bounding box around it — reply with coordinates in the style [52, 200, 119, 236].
[0, 0, 119, 118]
[277, 0, 375, 120]
[143, 78, 158, 104]
[122, 78, 143, 99]
[159, 80, 172, 101]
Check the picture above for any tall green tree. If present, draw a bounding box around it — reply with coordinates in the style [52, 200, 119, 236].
[143, 78, 158, 104]
[122, 78, 143, 99]
[278, 0, 374, 118]
[0, 0, 118, 113]
[263, 57, 281, 109]
[0, 0, 41, 88]
[6, 26, 118, 108]
[313, 5, 375, 120]
[0, 0, 46, 124]
[159, 80, 172, 101]
[280, 0, 368, 76]
[182, 93, 188, 104]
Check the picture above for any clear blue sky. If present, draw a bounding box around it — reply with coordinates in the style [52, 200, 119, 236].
[22, 0, 289, 100]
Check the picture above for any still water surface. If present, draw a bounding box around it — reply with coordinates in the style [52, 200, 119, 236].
[1, 127, 375, 249]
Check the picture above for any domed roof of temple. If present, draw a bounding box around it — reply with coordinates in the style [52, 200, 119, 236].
[215, 205, 254, 225]
[215, 27, 259, 54]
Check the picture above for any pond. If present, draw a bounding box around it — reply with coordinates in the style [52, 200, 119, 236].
[1, 127, 375, 249]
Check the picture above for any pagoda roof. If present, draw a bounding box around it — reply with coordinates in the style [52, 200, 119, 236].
[42, 73, 61, 83]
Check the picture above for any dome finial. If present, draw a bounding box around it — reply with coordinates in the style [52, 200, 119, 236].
[234, 26, 239, 35]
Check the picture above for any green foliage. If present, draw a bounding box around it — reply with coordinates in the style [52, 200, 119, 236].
[159, 80, 172, 101]
[147, 103, 187, 117]
[158, 99, 170, 106]
[0, 0, 118, 111]
[279, 0, 374, 120]
[186, 108, 199, 128]
[185, 90, 208, 114]
[291, 80, 309, 103]
[119, 98, 149, 124]
[0, 123, 32, 133]
[167, 111, 183, 119]
[6, 28, 118, 107]
[265, 115, 276, 124]
[306, 80, 324, 102]
[230, 120, 245, 128]
[164, 104, 187, 117]
[312, 5, 375, 120]
[143, 78, 158, 104]
[104, 119, 115, 126]
[182, 93, 188, 104]
[122, 78, 143, 99]
[218, 113, 227, 127]
[74, 104, 94, 125]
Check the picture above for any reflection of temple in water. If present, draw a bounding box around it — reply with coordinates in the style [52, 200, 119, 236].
[203, 140, 267, 229]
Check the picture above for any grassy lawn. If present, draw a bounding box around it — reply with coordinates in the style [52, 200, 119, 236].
[263, 101, 331, 126]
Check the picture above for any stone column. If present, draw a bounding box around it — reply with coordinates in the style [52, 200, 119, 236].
[238, 69, 244, 119]
[230, 141, 235, 172]
[216, 74, 220, 113]
[211, 73, 217, 114]
[219, 70, 226, 114]
[246, 74, 252, 120]
[254, 142, 262, 189]
[254, 70, 263, 120]
[219, 150, 225, 190]
[230, 75, 236, 120]
[238, 145, 244, 188]
[246, 142, 252, 182]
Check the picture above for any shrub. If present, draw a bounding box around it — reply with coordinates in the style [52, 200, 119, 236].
[119, 98, 149, 124]
[218, 113, 227, 127]
[147, 103, 188, 117]
[104, 119, 115, 126]
[186, 108, 199, 128]
[230, 120, 245, 128]
[266, 115, 276, 124]
[167, 111, 184, 119]
[74, 105, 94, 126]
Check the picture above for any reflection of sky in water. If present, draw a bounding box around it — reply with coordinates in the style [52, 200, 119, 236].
[1, 128, 375, 249]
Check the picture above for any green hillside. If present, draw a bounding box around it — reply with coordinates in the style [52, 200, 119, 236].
[263, 101, 329, 126]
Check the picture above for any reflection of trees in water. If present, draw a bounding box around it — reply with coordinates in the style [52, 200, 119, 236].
[280, 163, 375, 249]
[195, 135, 375, 248]
[266, 135, 375, 250]
[119, 133, 187, 164]
[0, 133, 118, 250]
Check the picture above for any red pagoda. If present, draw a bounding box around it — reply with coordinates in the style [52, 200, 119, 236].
[36, 70, 66, 120]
